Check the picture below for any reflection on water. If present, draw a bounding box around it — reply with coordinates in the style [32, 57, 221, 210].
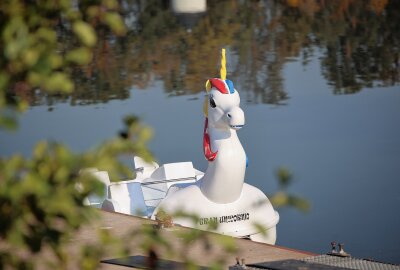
[27, 0, 399, 107]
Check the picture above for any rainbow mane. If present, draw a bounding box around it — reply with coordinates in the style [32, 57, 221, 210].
[205, 78, 235, 94]
[203, 48, 236, 161]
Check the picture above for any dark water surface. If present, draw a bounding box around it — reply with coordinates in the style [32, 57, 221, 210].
[1, 0, 399, 264]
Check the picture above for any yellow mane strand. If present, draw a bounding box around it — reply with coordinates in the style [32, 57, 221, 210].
[203, 98, 208, 117]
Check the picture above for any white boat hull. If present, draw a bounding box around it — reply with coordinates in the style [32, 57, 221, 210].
[153, 182, 279, 244]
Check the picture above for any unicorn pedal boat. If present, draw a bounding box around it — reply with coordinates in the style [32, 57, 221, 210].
[86, 51, 279, 244]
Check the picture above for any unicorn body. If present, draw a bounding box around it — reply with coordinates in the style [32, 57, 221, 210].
[201, 126, 245, 203]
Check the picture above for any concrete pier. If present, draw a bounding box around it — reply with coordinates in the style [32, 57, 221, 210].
[69, 210, 314, 269]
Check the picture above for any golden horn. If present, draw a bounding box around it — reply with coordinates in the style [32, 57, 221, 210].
[220, 48, 226, 80]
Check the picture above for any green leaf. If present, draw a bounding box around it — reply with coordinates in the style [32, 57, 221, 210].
[33, 141, 48, 159]
[87, 6, 100, 19]
[214, 234, 237, 253]
[288, 195, 311, 213]
[36, 27, 57, 44]
[253, 222, 269, 236]
[66, 47, 93, 65]
[49, 54, 63, 69]
[102, 0, 119, 9]
[27, 72, 42, 86]
[123, 115, 139, 127]
[73, 21, 97, 47]
[3, 17, 29, 60]
[276, 167, 292, 189]
[43, 72, 74, 93]
[104, 13, 126, 35]
[23, 48, 39, 67]
[270, 191, 289, 208]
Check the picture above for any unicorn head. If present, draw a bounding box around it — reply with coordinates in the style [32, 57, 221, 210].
[203, 78, 245, 161]
[204, 78, 245, 130]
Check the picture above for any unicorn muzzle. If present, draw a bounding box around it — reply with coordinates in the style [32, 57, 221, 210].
[226, 107, 245, 130]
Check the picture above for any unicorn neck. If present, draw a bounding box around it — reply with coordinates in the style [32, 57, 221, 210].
[210, 126, 236, 141]
[200, 126, 246, 204]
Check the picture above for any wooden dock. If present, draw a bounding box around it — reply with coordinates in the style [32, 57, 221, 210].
[67, 210, 315, 269]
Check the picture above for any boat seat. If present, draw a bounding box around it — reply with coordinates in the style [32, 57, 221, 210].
[84, 170, 111, 208]
[133, 156, 159, 180]
[149, 162, 196, 181]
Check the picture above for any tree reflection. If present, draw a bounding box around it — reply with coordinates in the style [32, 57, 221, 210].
[311, 0, 400, 94]
[30, 0, 399, 106]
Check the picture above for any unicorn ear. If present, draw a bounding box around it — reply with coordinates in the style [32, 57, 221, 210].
[205, 80, 212, 92]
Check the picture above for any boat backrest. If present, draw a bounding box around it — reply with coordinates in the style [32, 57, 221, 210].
[150, 162, 195, 181]
[133, 156, 159, 180]
[108, 181, 147, 216]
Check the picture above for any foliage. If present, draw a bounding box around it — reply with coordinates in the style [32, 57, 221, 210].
[0, 117, 153, 269]
[0, 0, 126, 128]
[0, 0, 147, 269]
[270, 167, 310, 213]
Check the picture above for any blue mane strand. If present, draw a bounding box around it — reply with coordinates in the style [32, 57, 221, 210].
[225, 79, 235, 94]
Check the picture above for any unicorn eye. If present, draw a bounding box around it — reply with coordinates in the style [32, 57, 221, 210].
[209, 97, 216, 108]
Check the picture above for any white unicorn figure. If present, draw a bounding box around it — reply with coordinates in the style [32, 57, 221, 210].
[200, 77, 246, 204]
[152, 49, 279, 244]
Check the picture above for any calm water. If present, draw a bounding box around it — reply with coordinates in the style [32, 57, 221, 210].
[1, 0, 400, 264]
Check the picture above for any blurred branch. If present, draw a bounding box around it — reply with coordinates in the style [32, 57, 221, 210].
[270, 167, 310, 213]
